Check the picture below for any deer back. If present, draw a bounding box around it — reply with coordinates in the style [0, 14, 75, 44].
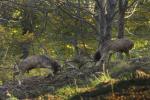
[17, 55, 61, 74]
[109, 38, 134, 53]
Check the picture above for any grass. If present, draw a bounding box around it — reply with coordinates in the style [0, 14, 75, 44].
[90, 71, 113, 86]
[5, 65, 148, 100]
[54, 64, 146, 100]
[54, 71, 114, 100]
[3, 59, 148, 100]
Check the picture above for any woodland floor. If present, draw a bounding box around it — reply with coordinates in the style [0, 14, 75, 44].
[0, 57, 150, 100]
[71, 77, 150, 100]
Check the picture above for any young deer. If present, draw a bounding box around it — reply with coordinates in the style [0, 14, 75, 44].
[94, 38, 134, 71]
[14, 55, 61, 85]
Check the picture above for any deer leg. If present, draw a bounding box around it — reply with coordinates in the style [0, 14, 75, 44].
[102, 61, 105, 72]
[18, 72, 23, 85]
[46, 68, 54, 79]
[13, 64, 20, 81]
[102, 52, 112, 72]
[125, 51, 130, 60]
[116, 52, 123, 60]
[99, 53, 108, 72]
[13, 71, 19, 81]
[97, 57, 104, 71]
[101, 51, 112, 72]
[107, 52, 113, 68]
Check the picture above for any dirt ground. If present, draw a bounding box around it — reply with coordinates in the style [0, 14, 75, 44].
[0, 57, 150, 100]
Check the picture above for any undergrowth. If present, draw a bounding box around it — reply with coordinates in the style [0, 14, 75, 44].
[55, 71, 114, 100]
[54, 64, 147, 100]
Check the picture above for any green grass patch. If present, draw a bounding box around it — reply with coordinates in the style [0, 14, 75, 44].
[55, 71, 114, 100]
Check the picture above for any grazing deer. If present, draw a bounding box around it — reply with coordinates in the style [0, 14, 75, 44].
[94, 38, 134, 71]
[14, 55, 61, 85]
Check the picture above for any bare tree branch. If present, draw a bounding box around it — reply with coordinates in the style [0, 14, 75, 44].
[57, 5, 97, 32]
[125, 1, 139, 18]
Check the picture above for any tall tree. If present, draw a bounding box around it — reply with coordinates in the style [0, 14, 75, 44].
[95, 0, 117, 44]
[117, 0, 128, 38]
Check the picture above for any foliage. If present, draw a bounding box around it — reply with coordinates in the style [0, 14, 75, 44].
[0, 0, 149, 99]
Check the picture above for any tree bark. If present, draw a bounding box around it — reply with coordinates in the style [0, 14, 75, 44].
[118, 0, 128, 39]
[117, 0, 128, 58]
[95, 0, 116, 44]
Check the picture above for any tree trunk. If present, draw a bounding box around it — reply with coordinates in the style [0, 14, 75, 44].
[94, 0, 117, 70]
[117, 0, 128, 58]
[20, 1, 36, 59]
[95, 0, 116, 44]
[118, 0, 128, 39]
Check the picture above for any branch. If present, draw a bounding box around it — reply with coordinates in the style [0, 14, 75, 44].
[1, 0, 49, 12]
[111, 0, 139, 19]
[94, 0, 101, 8]
[127, 0, 139, 9]
[64, 1, 95, 16]
[125, 1, 139, 18]
[57, 5, 97, 31]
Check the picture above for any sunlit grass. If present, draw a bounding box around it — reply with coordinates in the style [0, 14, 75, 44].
[27, 68, 51, 77]
[55, 71, 114, 100]
[90, 71, 113, 87]
[55, 86, 78, 99]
